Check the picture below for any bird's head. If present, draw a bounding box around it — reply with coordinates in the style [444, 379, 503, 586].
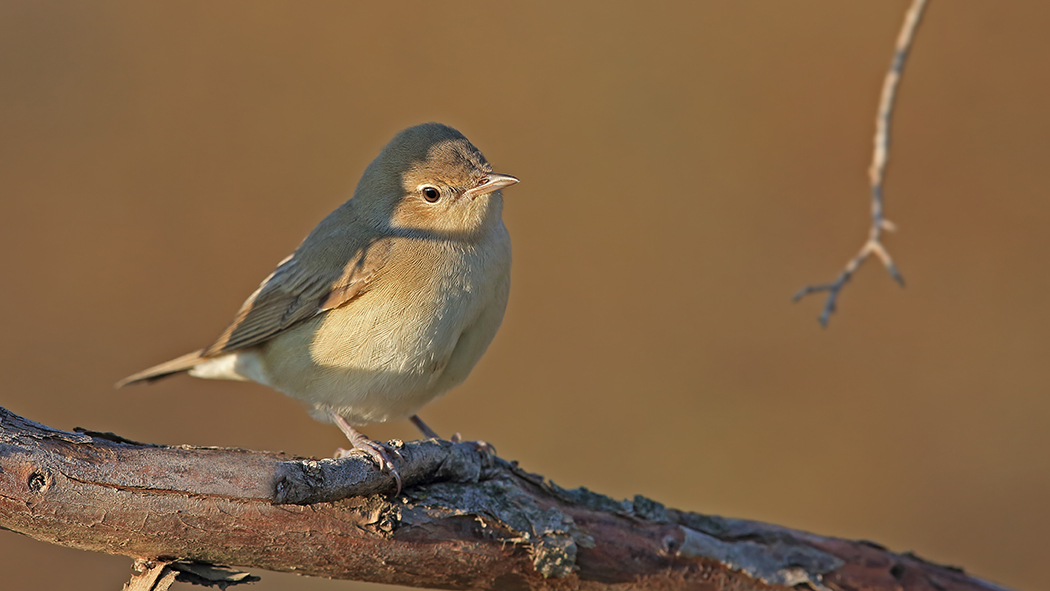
[355, 123, 518, 240]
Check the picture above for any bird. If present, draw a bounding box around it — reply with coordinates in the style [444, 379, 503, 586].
[118, 122, 517, 493]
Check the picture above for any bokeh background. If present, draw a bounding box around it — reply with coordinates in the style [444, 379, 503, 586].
[1, 2, 1047, 590]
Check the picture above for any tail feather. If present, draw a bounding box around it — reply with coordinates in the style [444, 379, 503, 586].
[116, 349, 207, 388]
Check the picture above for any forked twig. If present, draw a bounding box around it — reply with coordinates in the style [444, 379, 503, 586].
[795, 0, 928, 326]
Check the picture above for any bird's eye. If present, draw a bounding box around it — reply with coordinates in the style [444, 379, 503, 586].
[421, 186, 441, 203]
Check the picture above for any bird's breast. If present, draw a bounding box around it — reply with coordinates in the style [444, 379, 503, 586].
[258, 229, 510, 424]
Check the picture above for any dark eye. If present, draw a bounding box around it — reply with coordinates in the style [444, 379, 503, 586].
[421, 186, 440, 203]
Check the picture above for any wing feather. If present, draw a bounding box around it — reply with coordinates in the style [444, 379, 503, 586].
[201, 223, 392, 356]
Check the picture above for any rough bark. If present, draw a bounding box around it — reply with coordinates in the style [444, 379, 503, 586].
[0, 406, 1012, 590]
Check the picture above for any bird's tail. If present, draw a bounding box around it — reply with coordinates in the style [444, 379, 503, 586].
[115, 349, 206, 388]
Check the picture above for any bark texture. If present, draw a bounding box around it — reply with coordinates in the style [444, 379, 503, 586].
[0, 406, 1012, 590]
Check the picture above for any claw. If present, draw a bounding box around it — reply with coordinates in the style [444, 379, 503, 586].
[470, 440, 497, 455]
[450, 432, 496, 455]
[330, 412, 403, 496]
[356, 439, 403, 495]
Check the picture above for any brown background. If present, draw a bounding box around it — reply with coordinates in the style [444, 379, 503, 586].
[1, 2, 1047, 590]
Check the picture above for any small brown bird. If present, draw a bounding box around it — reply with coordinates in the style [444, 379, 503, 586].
[118, 123, 517, 491]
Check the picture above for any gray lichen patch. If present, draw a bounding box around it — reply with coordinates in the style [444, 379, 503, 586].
[626, 495, 671, 523]
[673, 511, 737, 537]
[543, 476, 844, 589]
[405, 477, 590, 578]
[540, 480, 671, 524]
[677, 526, 843, 591]
[553, 485, 630, 514]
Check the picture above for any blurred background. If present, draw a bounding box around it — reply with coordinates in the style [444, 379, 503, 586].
[1, 2, 1047, 590]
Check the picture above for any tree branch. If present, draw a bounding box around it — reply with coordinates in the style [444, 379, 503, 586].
[0, 405, 1009, 590]
[795, 0, 928, 326]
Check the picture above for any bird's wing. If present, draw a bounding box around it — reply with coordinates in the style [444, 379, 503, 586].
[201, 228, 392, 357]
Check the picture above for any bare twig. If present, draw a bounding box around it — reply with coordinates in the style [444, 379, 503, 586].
[795, 0, 928, 326]
[0, 405, 1011, 590]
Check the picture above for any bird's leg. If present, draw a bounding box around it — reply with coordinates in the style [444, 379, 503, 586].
[410, 414, 496, 454]
[330, 412, 402, 495]
[409, 415, 441, 439]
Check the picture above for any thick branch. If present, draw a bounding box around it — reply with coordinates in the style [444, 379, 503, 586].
[795, 0, 927, 326]
[0, 406, 1008, 591]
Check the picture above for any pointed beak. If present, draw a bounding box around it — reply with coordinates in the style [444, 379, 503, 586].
[462, 173, 520, 199]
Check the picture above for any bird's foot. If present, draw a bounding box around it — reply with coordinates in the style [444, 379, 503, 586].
[450, 432, 497, 455]
[334, 439, 404, 495]
[410, 415, 496, 454]
[330, 413, 403, 495]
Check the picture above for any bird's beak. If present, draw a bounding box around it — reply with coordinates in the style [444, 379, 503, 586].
[463, 173, 520, 199]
